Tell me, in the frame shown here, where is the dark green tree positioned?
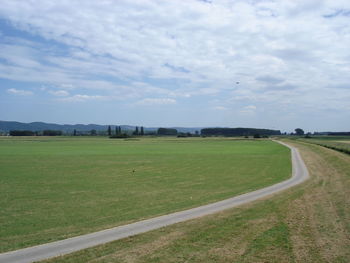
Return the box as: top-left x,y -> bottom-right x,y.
200,128 -> 281,137
73,129 -> 77,136
10,130 -> 35,136
43,130 -> 62,136
295,128 -> 304,136
140,126 -> 144,135
133,126 -> 139,135
157,128 -> 178,136
118,126 -> 122,134
107,126 -> 112,136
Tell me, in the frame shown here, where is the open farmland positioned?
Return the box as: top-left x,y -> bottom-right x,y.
0,137 -> 291,252
38,140 -> 350,263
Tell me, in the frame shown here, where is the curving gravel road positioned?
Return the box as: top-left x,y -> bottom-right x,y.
0,140 -> 309,263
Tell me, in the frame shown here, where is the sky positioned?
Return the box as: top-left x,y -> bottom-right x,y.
0,0 -> 350,132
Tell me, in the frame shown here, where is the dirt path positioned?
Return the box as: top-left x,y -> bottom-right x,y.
0,141 -> 309,263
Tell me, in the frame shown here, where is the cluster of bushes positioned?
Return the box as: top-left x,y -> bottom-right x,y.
9,130 -> 36,136
252,134 -> 270,138
109,133 -> 131,139
157,128 -> 177,136
177,132 -> 200,138
9,130 -> 63,136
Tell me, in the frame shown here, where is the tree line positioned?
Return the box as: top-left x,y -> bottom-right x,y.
200,128 -> 281,137
9,130 -> 63,136
11,127 -> 334,138
110,127 -> 182,138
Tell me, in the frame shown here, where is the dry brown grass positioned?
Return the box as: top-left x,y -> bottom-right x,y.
285,141 -> 350,262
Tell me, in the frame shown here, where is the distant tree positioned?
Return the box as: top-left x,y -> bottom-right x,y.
195,130 -> 199,135
200,128 -> 281,137
43,130 -> 62,136
146,131 -> 157,135
133,126 -> 139,135
140,126 -> 144,135
90,129 -> 97,136
295,128 -> 304,136
10,130 -> 35,136
107,126 -> 112,136
253,134 -> 261,138
73,129 -> 77,136
115,126 -> 118,135
157,128 -> 178,136
118,126 -> 122,134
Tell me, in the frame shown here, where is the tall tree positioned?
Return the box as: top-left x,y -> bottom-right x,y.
107,126 -> 112,136
115,126 -> 118,135
133,126 -> 139,135
140,126 -> 144,135
73,129 -> 77,136
118,126 -> 122,134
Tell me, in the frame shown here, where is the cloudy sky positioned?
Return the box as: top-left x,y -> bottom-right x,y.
0,0 -> 350,132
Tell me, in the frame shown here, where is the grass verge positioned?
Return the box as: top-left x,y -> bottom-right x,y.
299,137 -> 350,155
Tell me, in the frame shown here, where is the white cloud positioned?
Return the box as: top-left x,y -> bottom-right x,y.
59,84 -> 75,90
136,98 -> 176,106
239,105 -> 257,114
59,94 -> 105,102
49,90 -> 69,96
1,1 -> 350,95
7,88 -> 33,96
213,106 -> 227,111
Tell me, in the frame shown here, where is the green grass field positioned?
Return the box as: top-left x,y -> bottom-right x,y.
0,137 -> 291,252
39,140 -> 350,263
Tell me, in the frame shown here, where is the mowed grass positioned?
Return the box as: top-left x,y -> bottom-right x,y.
0,137 -> 291,252
300,137 -> 350,154
41,140 -> 350,263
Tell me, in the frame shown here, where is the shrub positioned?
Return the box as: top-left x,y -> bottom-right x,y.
110,133 -> 131,139
10,130 -> 35,136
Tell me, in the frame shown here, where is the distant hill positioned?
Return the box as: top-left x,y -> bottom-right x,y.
0,121 -> 202,134
0,121 -> 117,133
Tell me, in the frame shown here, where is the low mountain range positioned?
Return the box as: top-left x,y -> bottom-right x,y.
0,120 -> 202,134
